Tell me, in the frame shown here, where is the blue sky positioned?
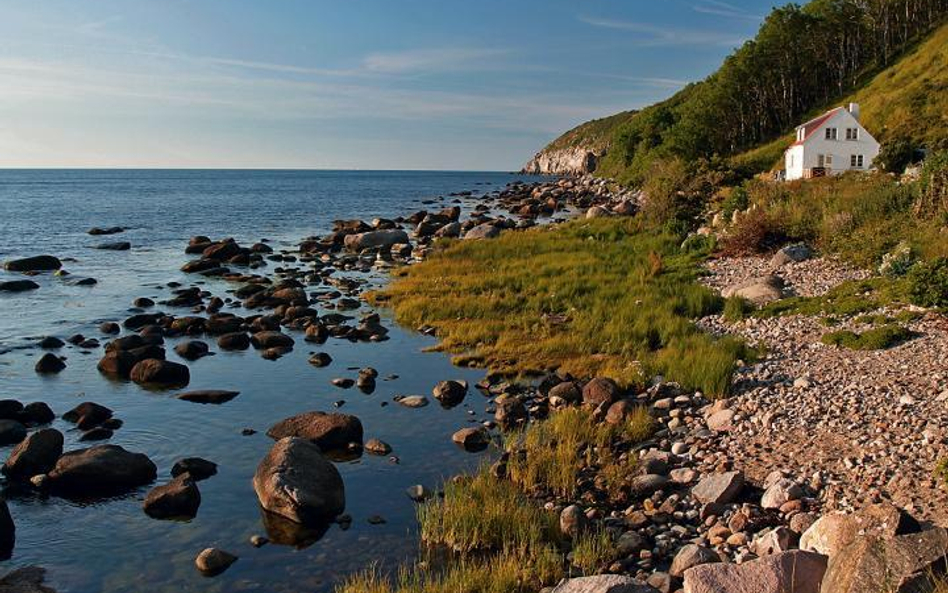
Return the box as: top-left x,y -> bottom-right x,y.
0,0 -> 775,169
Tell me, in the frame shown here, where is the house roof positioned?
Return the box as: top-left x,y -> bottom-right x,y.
791,107 -> 844,146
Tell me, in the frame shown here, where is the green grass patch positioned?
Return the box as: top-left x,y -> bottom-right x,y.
722,296 -> 755,322
370,218 -> 745,397
756,277 -> 911,319
821,324 -> 915,350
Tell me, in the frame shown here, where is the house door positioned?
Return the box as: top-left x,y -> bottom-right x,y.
817,154 -> 825,167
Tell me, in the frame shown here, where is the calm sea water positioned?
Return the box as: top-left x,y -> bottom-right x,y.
0,169 -> 543,592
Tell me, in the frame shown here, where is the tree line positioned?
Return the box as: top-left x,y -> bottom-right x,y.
607,0 -> 948,184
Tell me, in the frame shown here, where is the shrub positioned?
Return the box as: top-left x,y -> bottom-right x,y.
916,151 -> 948,219
908,257 -> 948,308
721,186 -> 749,220
719,210 -> 787,256
680,233 -> 716,255
876,137 -> 918,173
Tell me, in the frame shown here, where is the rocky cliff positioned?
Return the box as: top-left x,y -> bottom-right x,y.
521,147 -> 599,175
521,110 -> 637,176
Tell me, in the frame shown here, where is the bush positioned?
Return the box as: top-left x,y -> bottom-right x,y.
915,151 -> 948,219
680,233 -> 716,255
719,210 -> 787,256
721,186 -> 749,220
876,137 -> 918,173
908,257 -> 948,308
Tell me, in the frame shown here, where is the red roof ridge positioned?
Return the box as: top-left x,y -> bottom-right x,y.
791,106 -> 844,146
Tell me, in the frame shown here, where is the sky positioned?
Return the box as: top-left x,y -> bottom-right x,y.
0,0 -> 776,170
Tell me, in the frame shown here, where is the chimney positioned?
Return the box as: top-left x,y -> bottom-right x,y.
847,102 -> 860,120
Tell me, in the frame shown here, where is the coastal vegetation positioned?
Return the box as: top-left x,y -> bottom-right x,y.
369,218 -> 747,396
820,324 -> 916,349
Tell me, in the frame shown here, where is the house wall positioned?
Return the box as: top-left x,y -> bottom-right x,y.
785,109 -> 880,181
785,145 -> 805,180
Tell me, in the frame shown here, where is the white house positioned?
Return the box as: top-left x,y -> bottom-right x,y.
784,103 -> 880,181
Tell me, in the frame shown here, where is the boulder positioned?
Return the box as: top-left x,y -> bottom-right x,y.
0,498 -> 13,559
683,550 -> 827,593
691,471 -> 744,505
171,457 -> 218,481
560,504 -> 587,538
0,280 -> 39,292
3,256 -> 61,272
721,275 -> 785,305
62,402 -> 112,427
671,544 -> 721,577
343,230 -> 409,251
2,428 -> 64,479
194,548 -> 237,576
253,437 -> 345,524
494,398 -> 528,426
46,444 -> 157,496
549,381 -> 582,404
770,244 -> 813,267
88,226 -> 125,235
452,427 -> 489,451
586,206 -> 613,219
397,395 -> 429,408
130,359 -> 190,388
143,476 -> 201,519
551,575 -> 656,593
0,421 -> 26,446
176,390 -> 239,405
174,340 -> 211,361
19,402 -> 55,426
33,353 -> 66,375
800,503 -> 918,558
250,331 -> 294,350
760,478 -> 802,509
463,223 -> 501,240
432,380 -> 468,407
94,241 -> 131,251
217,332 -> 250,351
706,409 -> 736,432
583,377 -> 620,407
266,411 -> 363,451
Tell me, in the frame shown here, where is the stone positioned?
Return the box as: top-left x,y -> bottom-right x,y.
364,438 -> 391,455
253,437 -> 345,524
0,498 -> 13,559
820,527 -> 948,593
308,352 -> 332,367
706,409 -> 736,432
143,476 -> 201,519
463,223 -> 501,240
452,427 -> 489,451
19,402 -> 55,426
176,390 -> 240,405
343,229 -> 410,251
405,485 -> 432,502
94,241 -> 131,251
0,280 -> 40,292
45,444 -> 157,496
770,243 -> 813,267
251,331 -> 294,350
495,398 -> 527,426
194,548 -> 237,576
616,531 -> 646,556
130,359 -> 190,388
63,402 -> 113,426
551,575 -> 656,593
2,428 -> 64,479
174,340 -> 211,361
397,395 -> 429,408
691,471 -> 744,505
34,354 -> 65,374
586,206 -> 613,219
683,550 -> 827,593
171,457 -> 218,481
799,503 -> 916,558
670,544 -> 720,577
549,381 -> 582,404
0,421 -> 26,446
560,504 -> 587,538
217,332 -> 250,350
752,526 -> 794,556
605,399 -> 638,425
761,478 -> 802,509
583,377 -> 620,407
432,380 -> 468,407
266,411 -> 363,451
721,275 -> 785,305
629,474 -> 669,497
3,255 -> 62,272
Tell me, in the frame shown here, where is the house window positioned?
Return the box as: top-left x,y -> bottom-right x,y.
818,154 -> 826,167
825,127 -> 838,140
846,128 -> 859,140
850,154 -> 864,168
826,155 -> 834,167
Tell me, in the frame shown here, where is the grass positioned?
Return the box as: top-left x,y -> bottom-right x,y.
821,324 -> 915,350
540,110 -> 639,154
370,218 -> 747,397
570,529 -> 618,575
756,277 -> 911,319
722,296 -> 756,322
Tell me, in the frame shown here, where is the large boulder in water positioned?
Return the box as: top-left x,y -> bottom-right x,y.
253,437 -> 345,525
267,411 -> 363,451
130,359 -> 190,388
0,280 -> 39,293
143,475 -> 201,519
0,498 -> 14,559
343,230 -> 409,252
3,256 -> 61,272
46,444 -> 157,497
2,428 -> 64,479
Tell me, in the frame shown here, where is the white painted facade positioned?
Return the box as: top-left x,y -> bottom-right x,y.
784,103 -> 880,181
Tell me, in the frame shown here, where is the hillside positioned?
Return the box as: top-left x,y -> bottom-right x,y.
521,110 -> 637,175
531,0 -> 947,184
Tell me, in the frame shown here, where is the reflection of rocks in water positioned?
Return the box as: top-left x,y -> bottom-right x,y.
260,508 -> 330,549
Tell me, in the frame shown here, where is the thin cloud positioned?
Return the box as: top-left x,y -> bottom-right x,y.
361,47 -> 509,74
692,0 -> 764,21
579,15 -> 747,47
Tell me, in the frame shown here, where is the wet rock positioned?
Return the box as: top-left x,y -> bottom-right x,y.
38,337 -> 64,349
343,229 -> 410,251
670,544 -> 720,577
364,438 -> 391,455
0,421 -> 26,446
250,534 -> 268,547
250,331 -> 294,350
432,380 -> 468,407
34,354 -> 65,374
253,437 -> 345,524
171,457 -> 217,481
397,395 -> 429,408
583,377 -> 620,407
143,475 -> 201,519
3,255 -> 61,272
0,280 -> 39,292
2,428 -> 64,479
217,332 -> 250,351
94,241 -> 131,251
691,471 -> 744,505
19,402 -> 55,426
266,411 -> 363,451
195,547 -> 237,576
79,427 -> 113,442
683,550 -> 826,593
0,499 -> 13,560
331,378 -> 354,388
176,390 -> 239,405
46,444 -> 157,497
63,402 -> 112,426
308,352 -> 332,367
99,322 -> 120,335
406,484 -> 432,502
0,401 -> 24,420
452,427 -> 489,451
174,340 -> 211,361
130,359 -> 190,388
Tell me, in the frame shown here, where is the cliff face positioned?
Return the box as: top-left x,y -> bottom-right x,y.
521,147 -> 599,175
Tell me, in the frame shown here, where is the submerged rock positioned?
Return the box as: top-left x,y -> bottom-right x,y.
34,353 -> 66,375
195,548 -> 237,576
0,280 -> 40,292
176,390 -> 239,405
130,359 -> 190,388
3,255 -> 61,272
143,476 -> 201,520
171,457 -> 217,481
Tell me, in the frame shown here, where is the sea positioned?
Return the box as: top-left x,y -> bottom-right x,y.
0,169 -> 545,592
